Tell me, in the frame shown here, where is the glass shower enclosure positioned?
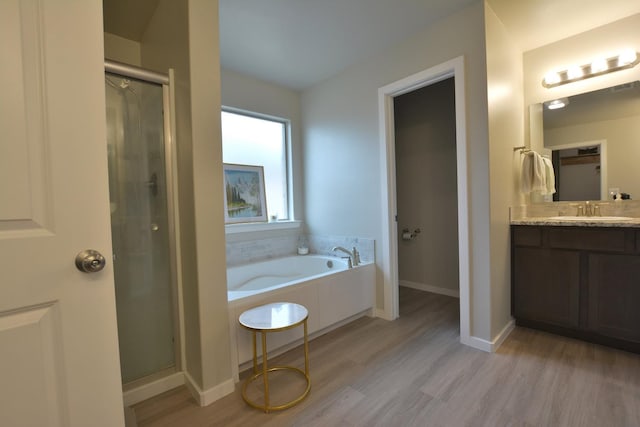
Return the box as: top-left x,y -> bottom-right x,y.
105,65 -> 178,386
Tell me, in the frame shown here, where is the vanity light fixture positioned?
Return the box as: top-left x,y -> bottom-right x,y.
542,50 -> 639,88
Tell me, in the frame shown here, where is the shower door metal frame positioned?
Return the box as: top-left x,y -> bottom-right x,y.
104,60 -> 183,388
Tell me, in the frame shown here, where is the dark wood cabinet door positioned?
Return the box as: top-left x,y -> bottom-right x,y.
513,247 -> 580,328
588,254 -> 640,343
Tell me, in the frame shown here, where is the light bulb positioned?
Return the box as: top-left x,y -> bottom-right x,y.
567,65 -> 583,80
590,57 -> 608,73
543,71 -> 561,86
618,50 -> 637,66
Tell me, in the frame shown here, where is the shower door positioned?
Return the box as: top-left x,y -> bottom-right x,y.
105,72 -> 176,385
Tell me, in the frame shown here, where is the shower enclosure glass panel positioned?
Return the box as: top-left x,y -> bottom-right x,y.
105,72 -> 175,384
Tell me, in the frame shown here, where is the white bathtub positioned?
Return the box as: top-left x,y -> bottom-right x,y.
227,255 -> 350,301
226,254 -> 375,376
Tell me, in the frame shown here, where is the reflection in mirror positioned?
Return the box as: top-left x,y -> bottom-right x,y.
547,141 -> 606,201
538,80 -> 640,201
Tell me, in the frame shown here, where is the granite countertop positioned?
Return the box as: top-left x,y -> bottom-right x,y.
511,217 -> 640,227
510,201 -> 640,227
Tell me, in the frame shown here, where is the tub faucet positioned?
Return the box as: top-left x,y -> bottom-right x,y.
340,256 -> 353,269
332,246 -> 359,267
352,247 -> 361,266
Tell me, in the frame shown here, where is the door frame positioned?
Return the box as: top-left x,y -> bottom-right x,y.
378,56 -> 471,345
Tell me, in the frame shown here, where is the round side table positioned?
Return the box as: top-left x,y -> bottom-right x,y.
238,302 -> 311,413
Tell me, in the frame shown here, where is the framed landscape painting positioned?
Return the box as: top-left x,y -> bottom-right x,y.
223,163 -> 268,223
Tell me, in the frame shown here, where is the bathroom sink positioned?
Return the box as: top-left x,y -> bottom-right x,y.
547,216 -> 634,221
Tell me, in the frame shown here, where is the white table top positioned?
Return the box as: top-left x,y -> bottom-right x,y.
239,302 -> 308,331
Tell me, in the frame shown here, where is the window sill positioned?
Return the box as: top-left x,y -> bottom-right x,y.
225,220 -> 301,234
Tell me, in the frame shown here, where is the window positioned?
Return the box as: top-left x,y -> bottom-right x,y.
221,110 -> 289,221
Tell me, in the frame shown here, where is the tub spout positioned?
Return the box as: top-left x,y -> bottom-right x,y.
332,246 -> 358,267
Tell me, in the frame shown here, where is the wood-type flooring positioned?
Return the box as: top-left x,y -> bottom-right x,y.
133,287 -> 640,427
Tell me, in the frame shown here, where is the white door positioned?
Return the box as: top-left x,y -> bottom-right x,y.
0,1 -> 124,426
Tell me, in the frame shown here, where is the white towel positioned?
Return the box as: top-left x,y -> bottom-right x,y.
542,157 -> 556,195
521,151 -> 547,194
520,153 -> 533,193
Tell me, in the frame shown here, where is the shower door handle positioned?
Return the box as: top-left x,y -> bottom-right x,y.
75,249 -> 107,273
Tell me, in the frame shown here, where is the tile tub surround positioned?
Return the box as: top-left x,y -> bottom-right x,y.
226,233 -> 298,266
225,231 -> 375,266
308,235 -> 375,263
511,200 -> 640,227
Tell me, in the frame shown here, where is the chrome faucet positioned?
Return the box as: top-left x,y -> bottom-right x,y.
332,246 -> 359,267
577,201 -> 600,217
585,201 -> 593,216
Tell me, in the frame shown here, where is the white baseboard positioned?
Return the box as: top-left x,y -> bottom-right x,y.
184,371 -> 236,407
400,280 -> 460,298
492,319 -> 516,351
462,335 -> 493,352
123,372 -> 185,406
374,307 -> 393,320
461,319 -> 515,353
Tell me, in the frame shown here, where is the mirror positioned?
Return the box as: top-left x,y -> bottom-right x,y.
548,141 -> 605,201
534,80 -> 640,201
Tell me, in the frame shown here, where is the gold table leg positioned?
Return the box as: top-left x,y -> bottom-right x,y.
241,318 -> 311,412
304,319 -> 309,376
261,331 -> 270,412
251,331 -> 257,374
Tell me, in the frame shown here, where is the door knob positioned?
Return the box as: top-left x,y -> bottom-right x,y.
75,249 -> 106,273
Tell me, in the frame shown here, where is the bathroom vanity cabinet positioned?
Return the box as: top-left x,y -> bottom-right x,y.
511,225 -> 640,353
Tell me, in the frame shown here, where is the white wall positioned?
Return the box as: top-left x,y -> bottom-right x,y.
484,3 -> 524,338
301,1 -> 497,341
220,69 -> 304,221
524,14 -> 640,113
104,32 -> 141,66
140,0 -> 233,402
140,0 -> 204,388
394,79 -> 460,295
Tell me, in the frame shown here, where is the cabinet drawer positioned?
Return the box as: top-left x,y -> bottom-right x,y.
512,226 -> 542,247
549,228 -> 626,252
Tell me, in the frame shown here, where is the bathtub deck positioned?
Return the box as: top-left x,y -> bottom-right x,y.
132,287 -> 640,427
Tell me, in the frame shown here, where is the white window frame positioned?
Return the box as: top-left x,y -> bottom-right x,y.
221,107 -> 298,233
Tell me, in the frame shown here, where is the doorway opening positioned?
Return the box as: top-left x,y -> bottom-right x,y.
378,56 -> 471,346
104,61 -> 183,405
393,78 -> 460,319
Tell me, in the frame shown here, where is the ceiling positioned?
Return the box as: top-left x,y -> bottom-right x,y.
103,0 -> 640,90
219,0 -> 477,89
